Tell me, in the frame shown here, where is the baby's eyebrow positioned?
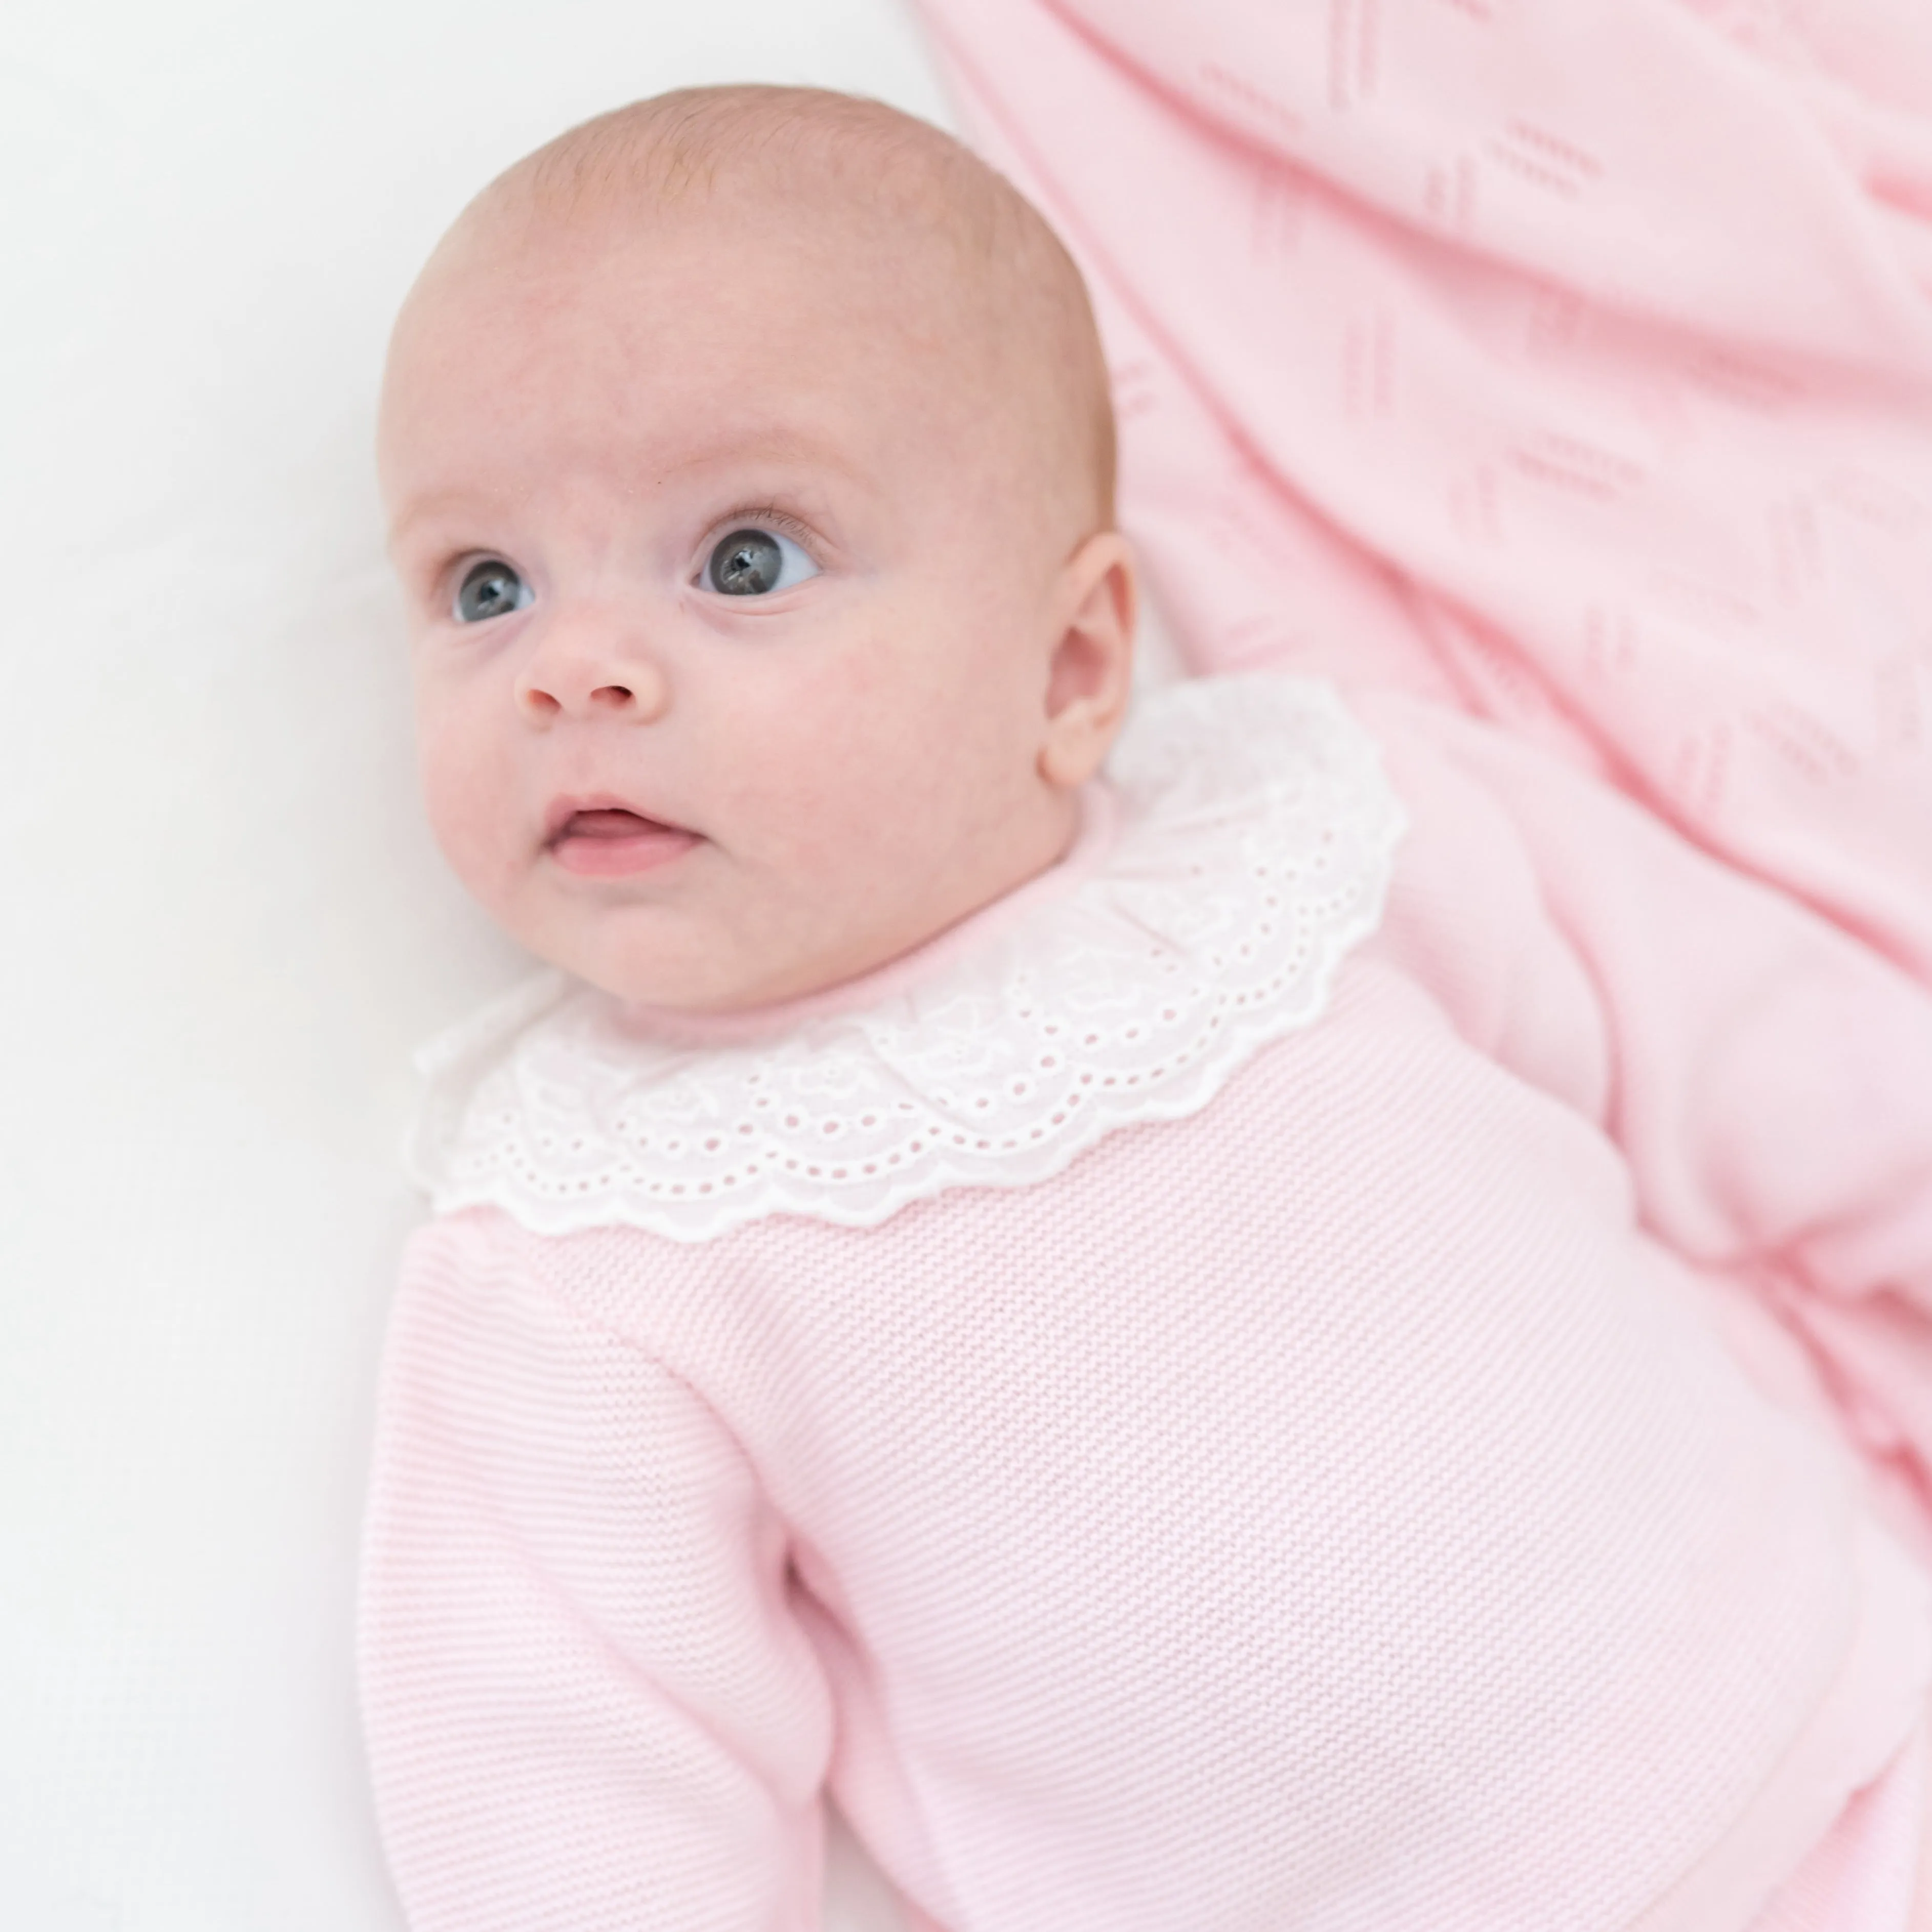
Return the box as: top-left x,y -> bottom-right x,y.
386,433 -> 870,553
385,493 -> 492,559
651,428 -> 872,494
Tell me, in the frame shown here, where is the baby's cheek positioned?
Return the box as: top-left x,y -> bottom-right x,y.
711,663 -> 898,831
775,725 -> 950,875
706,619 -> 1028,895
417,717 -> 523,911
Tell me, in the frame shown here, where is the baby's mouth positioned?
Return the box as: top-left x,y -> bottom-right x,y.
547,805 -> 701,880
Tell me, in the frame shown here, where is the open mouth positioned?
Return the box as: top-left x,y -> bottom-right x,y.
546,804 -> 701,879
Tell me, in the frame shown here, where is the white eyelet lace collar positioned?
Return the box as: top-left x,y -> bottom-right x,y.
409,674 -> 1406,1242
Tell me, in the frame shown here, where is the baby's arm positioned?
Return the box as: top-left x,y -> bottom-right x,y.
360,1214 -> 834,1931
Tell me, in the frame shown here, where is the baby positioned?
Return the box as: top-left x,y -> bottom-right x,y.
363,87 -> 1932,1930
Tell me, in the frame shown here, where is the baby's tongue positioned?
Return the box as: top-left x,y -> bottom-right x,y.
550,806 -> 698,880
572,809 -> 654,836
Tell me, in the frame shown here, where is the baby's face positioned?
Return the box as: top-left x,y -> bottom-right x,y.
381,188 -> 1130,1011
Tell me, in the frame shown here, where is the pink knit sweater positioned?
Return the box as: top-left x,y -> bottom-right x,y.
362,678 -> 1932,1931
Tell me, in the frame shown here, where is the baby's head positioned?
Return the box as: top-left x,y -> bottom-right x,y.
381,86 -> 1134,1012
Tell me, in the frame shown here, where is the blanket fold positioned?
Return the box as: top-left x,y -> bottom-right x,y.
916,0 -> 1932,974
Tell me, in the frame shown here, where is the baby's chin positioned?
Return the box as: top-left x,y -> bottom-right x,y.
529,888 -> 1007,1023
545,941 -> 789,1017
526,908 -> 896,1019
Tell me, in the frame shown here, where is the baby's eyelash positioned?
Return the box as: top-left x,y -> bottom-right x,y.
708,505 -> 824,561
432,550 -> 512,600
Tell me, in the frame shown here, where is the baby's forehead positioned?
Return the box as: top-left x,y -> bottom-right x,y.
394,88 -> 1115,528
486,117 -> 1026,362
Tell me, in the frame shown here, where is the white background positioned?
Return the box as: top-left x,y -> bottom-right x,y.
1,3 -> 947,1923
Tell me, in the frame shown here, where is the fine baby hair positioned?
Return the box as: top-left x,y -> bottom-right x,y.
362,20 -> 1932,1930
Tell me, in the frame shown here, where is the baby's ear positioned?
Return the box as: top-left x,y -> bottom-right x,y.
1040,530 -> 1138,790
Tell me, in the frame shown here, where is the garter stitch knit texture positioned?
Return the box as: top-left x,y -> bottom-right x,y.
362,678 -> 1932,1932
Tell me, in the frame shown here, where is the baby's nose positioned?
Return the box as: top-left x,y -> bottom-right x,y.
515,619 -> 669,723
519,679 -> 641,720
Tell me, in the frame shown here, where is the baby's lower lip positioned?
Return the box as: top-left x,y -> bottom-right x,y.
548,809 -> 701,879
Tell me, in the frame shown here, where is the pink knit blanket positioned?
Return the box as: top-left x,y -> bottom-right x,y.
915,0 -> 1932,957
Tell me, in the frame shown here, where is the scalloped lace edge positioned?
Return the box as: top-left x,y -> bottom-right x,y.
409,674 -> 1406,1242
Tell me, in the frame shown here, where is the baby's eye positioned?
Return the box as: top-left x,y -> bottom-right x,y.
705,528 -> 818,597
452,558 -> 532,624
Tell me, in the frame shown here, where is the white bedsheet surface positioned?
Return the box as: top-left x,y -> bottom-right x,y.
1,4 -> 944,1924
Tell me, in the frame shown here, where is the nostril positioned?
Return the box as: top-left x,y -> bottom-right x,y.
590,684 -> 634,709
521,687 -> 562,718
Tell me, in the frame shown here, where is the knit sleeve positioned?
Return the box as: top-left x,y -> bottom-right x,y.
358,1214 -> 835,1932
